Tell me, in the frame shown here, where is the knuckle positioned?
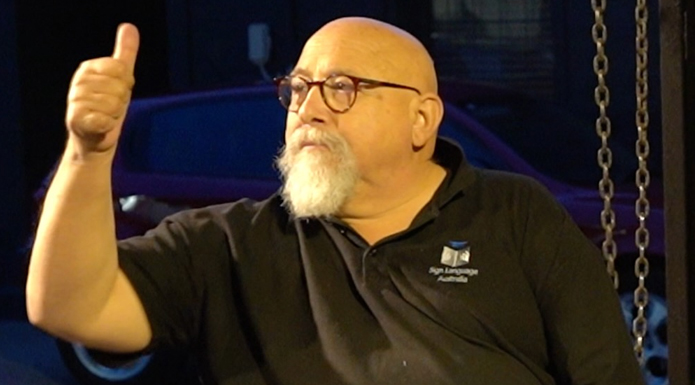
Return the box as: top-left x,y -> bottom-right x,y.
110,60 -> 133,81
76,57 -> 129,79
77,58 -> 109,75
76,60 -> 93,73
82,113 -> 111,132
105,96 -> 125,117
67,106 -> 112,133
119,87 -> 133,103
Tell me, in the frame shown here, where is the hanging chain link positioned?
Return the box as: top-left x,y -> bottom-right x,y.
592,0 -> 619,289
632,0 -> 651,364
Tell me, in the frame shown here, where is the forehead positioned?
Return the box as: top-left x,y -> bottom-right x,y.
293,35 -> 389,79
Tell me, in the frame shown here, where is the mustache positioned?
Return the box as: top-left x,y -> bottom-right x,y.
285,126 -> 344,154
276,125 -> 354,179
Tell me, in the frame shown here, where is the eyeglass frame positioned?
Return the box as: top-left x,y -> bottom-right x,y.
273,73 -> 422,114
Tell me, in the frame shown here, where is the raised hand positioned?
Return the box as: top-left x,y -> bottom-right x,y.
65,23 -> 140,155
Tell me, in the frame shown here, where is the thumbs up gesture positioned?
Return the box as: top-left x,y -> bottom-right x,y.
65,23 -> 140,155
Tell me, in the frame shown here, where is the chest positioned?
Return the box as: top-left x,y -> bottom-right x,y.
232,213 -> 546,362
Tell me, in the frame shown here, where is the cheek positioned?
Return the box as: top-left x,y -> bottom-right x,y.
338,131 -> 383,173
339,113 -> 410,163
284,114 -> 299,142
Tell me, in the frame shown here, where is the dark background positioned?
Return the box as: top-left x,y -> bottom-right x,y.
0,0 -> 662,291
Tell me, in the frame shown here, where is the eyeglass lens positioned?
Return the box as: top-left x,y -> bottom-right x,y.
278,75 -> 357,113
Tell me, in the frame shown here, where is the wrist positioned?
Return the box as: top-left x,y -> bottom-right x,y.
64,135 -> 118,166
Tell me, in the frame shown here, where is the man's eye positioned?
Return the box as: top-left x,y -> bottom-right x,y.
290,82 -> 307,93
328,79 -> 354,92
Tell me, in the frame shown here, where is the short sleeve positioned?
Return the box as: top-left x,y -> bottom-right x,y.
117,213 -> 205,351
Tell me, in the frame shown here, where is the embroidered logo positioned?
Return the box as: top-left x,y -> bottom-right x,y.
440,240 -> 470,267
429,240 -> 479,284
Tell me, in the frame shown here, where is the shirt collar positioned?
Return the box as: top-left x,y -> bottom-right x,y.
403,137 -> 475,229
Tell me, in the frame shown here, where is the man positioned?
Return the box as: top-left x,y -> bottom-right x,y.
26,17 -> 644,385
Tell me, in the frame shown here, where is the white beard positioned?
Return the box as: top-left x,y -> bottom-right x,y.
276,126 -> 358,218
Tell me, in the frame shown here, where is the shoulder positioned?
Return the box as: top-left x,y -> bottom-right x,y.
163,193 -> 288,234
120,193 -> 288,249
472,168 -> 561,212
467,168 -> 581,254
477,168 -> 548,191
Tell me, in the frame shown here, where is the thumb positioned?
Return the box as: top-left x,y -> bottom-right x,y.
112,23 -> 140,71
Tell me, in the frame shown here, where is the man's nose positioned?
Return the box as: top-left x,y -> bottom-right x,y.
296,86 -> 328,123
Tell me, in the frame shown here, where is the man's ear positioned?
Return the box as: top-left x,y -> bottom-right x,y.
411,93 -> 444,148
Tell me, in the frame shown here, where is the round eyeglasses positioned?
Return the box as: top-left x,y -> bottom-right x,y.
273,74 -> 421,114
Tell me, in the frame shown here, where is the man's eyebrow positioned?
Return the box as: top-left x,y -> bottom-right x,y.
289,68 -> 310,77
289,68 -> 355,78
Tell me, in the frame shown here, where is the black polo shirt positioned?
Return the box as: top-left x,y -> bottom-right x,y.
118,139 -> 643,385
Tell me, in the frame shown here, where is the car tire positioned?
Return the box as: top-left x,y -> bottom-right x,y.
55,339 -> 194,385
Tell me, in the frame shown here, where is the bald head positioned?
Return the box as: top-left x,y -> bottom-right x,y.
300,17 -> 438,93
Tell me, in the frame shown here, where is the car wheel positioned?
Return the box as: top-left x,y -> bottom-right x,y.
55,339 -> 194,385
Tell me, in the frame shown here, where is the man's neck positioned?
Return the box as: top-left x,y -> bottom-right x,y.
337,161 -> 447,245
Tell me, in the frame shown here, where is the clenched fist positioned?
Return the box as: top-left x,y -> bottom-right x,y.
65,23 -> 139,155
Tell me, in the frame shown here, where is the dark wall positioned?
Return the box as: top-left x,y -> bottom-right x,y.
16,1 -> 170,196
166,0 -> 433,91
0,0 -> 28,286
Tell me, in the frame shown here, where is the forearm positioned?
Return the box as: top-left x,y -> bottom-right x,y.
26,139 -> 120,335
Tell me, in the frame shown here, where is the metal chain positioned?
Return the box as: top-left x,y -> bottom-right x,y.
632,0 -> 651,364
592,0 -> 619,289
